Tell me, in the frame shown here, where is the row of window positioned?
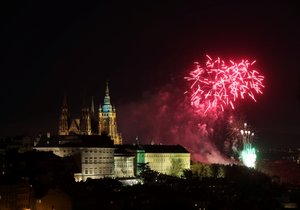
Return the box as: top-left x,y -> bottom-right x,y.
84,161 -> 114,164
53,149 -> 76,153
84,157 -> 113,163
84,149 -> 113,153
56,149 -> 118,154
84,157 -> 113,159
101,113 -> 112,117
115,163 -> 133,167
84,167 -> 113,175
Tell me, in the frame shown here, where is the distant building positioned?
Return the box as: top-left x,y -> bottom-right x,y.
58,82 -> 122,145
0,136 -> 34,154
35,134 -> 115,182
116,144 -> 190,177
35,134 -> 190,180
35,83 -> 191,181
114,147 -> 135,178
0,181 -> 34,210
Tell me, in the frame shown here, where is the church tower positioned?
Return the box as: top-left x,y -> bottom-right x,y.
80,98 -> 92,135
90,96 -> 98,134
98,82 -> 122,144
58,95 -> 70,135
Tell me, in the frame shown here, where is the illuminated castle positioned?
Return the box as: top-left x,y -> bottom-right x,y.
34,83 -> 190,182
58,83 -> 122,145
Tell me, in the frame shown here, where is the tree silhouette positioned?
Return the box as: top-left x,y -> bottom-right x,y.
169,158 -> 183,177
137,162 -> 159,184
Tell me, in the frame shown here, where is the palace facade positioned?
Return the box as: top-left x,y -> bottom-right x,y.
34,83 -> 190,181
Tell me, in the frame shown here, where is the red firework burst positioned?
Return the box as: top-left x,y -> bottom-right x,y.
185,55 -> 265,113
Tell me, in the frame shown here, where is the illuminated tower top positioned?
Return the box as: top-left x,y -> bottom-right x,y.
91,96 -> 95,118
98,82 -> 122,144
102,82 -> 113,113
58,94 -> 70,135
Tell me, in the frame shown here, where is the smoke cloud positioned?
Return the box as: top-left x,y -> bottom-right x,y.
118,83 -> 232,164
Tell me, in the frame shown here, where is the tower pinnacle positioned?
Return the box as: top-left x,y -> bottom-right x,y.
91,96 -> 95,117
105,81 -> 109,97
58,94 -> 70,135
98,82 -> 122,144
102,82 -> 112,112
63,93 -> 67,108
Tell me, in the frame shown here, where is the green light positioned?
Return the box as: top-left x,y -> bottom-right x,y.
240,143 -> 256,168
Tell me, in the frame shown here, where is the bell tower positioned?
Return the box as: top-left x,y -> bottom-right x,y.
98,82 -> 122,144
58,95 -> 70,135
80,98 -> 92,135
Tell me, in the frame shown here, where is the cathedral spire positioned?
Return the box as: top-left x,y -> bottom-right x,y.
90,96 -> 95,119
104,81 -> 111,106
58,94 -> 70,135
91,96 -> 95,114
102,81 -> 112,112
98,82 -> 122,144
80,95 -> 91,135
63,93 -> 68,108
105,81 -> 109,96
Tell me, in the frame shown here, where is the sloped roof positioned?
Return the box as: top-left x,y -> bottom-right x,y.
116,144 -> 190,154
35,134 -> 114,148
68,119 -> 80,133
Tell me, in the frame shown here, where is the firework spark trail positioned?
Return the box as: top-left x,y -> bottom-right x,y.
241,144 -> 257,168
119,84 -> 232,164
185,55 -> 264,114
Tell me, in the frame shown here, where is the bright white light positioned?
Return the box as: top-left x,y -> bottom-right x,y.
241,146 -> 256,168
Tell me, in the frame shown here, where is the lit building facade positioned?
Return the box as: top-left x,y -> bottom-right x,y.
58,83 -> 122,144
75,147 -> 115,182
34,135 -> 116,182
144,153 -> 190,176
36,83 -> 190,181
114,148 -> 135,178
98,83 -> 122,144
116,144 -> 191,177
35,135 -> 191,180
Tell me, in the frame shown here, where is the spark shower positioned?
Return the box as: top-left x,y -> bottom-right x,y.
185,55 -> 264,114
184,55 -> 265,167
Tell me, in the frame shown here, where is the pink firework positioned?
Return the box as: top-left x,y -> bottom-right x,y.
185,55 -> 265,113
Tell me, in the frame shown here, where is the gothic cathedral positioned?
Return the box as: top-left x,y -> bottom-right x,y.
58,83 -> 122,145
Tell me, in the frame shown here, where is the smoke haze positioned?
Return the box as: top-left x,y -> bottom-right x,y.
118,83 -> 232,164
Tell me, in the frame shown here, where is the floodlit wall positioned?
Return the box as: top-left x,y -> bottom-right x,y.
79,148 -> 115,181
145,153 -> 190,176
114,156 -> 135,178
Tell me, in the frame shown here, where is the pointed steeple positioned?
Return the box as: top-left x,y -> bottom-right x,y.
104,81 -> 111,105
90,96 -> 98,134
102,81 -> 112,112
105,81 -> 109,95
91,96 -> 95,116
80,95 -> 91,135
58,93 -> 70,135
98,82 -> 122,144
90,96 -> 96,124
63,93 -> 68,108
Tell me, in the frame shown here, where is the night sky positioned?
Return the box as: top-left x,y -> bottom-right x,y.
1,1 -> 300,149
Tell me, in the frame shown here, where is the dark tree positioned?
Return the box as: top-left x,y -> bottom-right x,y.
137,162 -> 159,184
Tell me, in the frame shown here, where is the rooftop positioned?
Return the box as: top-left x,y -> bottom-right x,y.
35,134 -> 114,148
